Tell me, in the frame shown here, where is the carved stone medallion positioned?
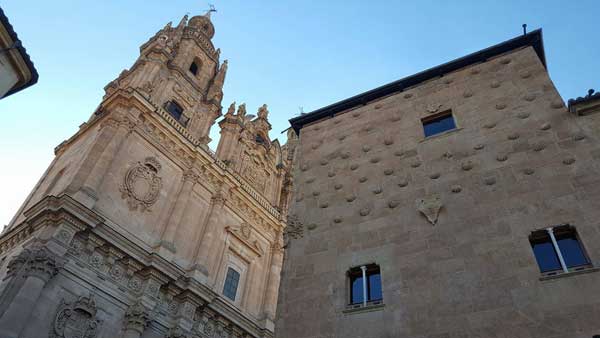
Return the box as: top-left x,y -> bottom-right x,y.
416,195 -> 442,225
51,295 -> 101,338
120,157 -> 162,212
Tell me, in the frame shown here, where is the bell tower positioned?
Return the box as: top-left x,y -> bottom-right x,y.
1,11 -> 289,338
103,12 -> 226,144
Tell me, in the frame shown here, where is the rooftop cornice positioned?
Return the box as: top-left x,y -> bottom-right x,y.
289,29 -> 546,134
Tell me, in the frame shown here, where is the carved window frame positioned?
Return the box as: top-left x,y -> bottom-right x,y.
217,249 -> 248,307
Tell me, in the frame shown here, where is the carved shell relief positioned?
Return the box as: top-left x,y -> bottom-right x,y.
120,157 -> 163,212
50,295 -> 101,338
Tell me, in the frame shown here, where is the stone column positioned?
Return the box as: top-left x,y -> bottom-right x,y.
159,170 -> 198,253
121,300 -> 150,338
262,240 -> 283,322
0,246 -> 62,338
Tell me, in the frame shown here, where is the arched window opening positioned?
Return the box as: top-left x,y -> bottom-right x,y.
189,58 -> 201,76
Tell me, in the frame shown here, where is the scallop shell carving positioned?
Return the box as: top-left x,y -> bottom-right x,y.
374,104 -> 382,110
306,177 -> 315,183
551,100 -> 564,109
300,164 -> 309,172
451,185 -> 462,193
461,161 -> 474,171
483,122 -> 497,129
563,157 -> 576,165
444,78 -> 454,84
388,200 -> 399,209
319,202 -> 329,209
359,177 -> 368,183
312,191 -> 320,196
320,159 -> 329,166
517,112 -> 530,119
490,80 -> 501,88
500,58 -> 511,65
372,187 -> 383,195
384,138 -> 394,145
572,132 -> 586,141
471,68 -> 481,75
532,143 -> 545,152
334,183 -> 343,190
390,114 -> 402,122
463,90 -> 474,98
429,173 -> 441,180
370,157 -> 381,164
307,223 -> 318,230
540,123 -> 551,131
523,168 -> 535,175
416,195 -> 442,225
328,171 -> 336,177
362,145 -> 371,153
496,154 -> 508,162
350,164 -> 359,170
508,133 -> 520,140
411,161 -> 422,168
359,207 -> 371,216
474,144 -> 485,150
346,195 -> 356,202
333,217 -> 342,224
403,93 -> 413,99
398,179 -> 409,187
341,151 -> 351,159
519,70 -> 532,79
523,93 -> 536,102
495,103 -> 507,110
484,177 -> 496,186
352,112 -> 361,118
384,168 -> 394,176
338,135 -> 347,141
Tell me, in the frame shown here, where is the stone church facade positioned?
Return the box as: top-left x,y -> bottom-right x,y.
277,30 -> 600,337
0,12 -> 293,338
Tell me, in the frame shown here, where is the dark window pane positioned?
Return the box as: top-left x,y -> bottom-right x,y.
189,62 -> 199,75
368,273 -> 382,301
532,241 -> 562,272
350,275 -> 363,304
556,233 -> 589,268
165,101 -> 184,121
223,268 -> 240,301
423,114 -> 456,137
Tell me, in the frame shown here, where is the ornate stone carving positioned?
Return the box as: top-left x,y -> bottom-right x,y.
120,157 -> 163,212
416,195 -> 442,225
50,295 -> 101,338
283,215 -> 304,246
124,300 -> 150,335
15,246 -> 63,281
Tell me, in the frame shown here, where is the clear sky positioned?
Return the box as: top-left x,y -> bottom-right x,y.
0,0 -> 598,225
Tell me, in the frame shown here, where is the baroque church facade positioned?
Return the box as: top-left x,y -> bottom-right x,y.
0,12 -> 294,338
277,30 -> 600,337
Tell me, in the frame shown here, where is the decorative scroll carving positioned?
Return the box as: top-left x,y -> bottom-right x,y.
51,295 -> 101,338
416,195 -> 442,225
283,214 -> 304,247
124,300 -> 150,334
11,246 -> 63,281
120,157 -> 163,212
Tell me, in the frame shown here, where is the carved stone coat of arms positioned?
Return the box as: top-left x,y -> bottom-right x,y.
50,295 -> 101,338
120,157 -> 163,212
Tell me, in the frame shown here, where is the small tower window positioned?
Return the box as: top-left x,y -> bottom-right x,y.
223,267 -> 241,301
189,61 -> 199,76
164,100 -> 188,127
422,110 -> 456,137
348,264 -> 382,307
529,225 -> 592,276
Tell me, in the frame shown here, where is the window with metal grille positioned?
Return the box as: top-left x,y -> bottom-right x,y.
529,225 -> 591,275
223,267 -> 240,301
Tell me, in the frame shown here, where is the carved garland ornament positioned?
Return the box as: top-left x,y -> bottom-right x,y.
120,157 -> 163,212
50,295 -> 101,338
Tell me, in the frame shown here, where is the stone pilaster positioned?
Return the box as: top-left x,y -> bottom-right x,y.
158,169 -> 199,255
0,246 -> 63,338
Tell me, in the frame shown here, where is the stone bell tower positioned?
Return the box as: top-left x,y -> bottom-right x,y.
0,11 -> 289,338
103,12 -> 227,145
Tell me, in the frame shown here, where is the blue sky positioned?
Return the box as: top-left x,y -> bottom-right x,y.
0,0 -> 598,224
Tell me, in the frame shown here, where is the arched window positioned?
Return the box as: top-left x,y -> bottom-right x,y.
189,58 -> 201,76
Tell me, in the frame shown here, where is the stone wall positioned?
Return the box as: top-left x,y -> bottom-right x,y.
276,46 -> 600,338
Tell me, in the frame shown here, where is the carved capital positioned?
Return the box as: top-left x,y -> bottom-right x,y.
124,300 -> 150,334
166,326 -> 189,338
182,170 -> 200,184
14,246 -> 64,282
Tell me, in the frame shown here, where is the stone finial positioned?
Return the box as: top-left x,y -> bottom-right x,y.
257,104 -> 269,119
207,60 -> 228,104
237,103 -> 247,117
416,195 -> 442,225
225,102 -> 236,116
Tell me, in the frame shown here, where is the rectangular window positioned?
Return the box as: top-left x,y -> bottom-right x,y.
164,100 -> 188,127
422,110 -> 456,137
223,267 -> 240,301
530,225 -> 591,275
348,264 -> 382,305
